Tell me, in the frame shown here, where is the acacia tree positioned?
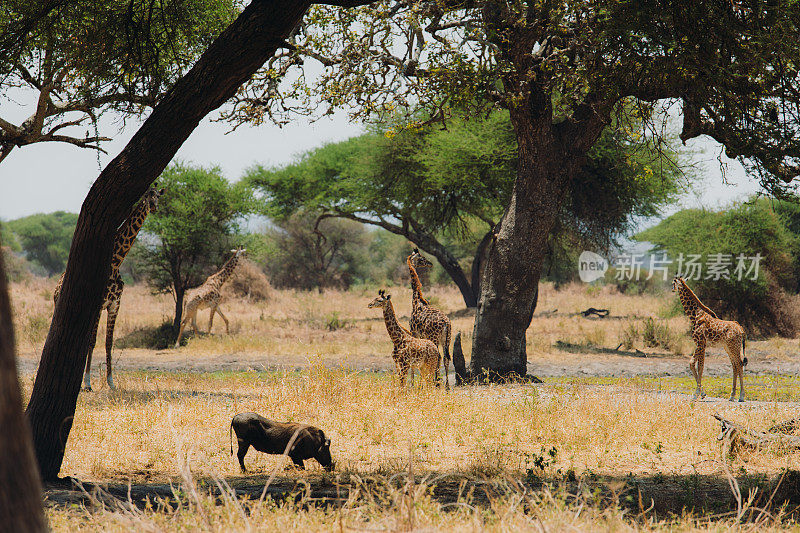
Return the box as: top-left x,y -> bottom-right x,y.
247,111 -> 684,307
233,0 -> 800,378
24,0 -> 374,482
0,0 -> 237,163
133,163 -> 254,328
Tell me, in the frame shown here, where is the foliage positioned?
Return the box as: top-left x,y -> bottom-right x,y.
637,201 -> 800,336
4,211 -> 78,275
261,211 -> 370,291
234,1 -> 800,192
0,247 -> 31,283
0,0 -> 238,162
132,162 -> 255,326
224,259 -> 271,302
247,111 -> 685,303
0,223 -> 20,252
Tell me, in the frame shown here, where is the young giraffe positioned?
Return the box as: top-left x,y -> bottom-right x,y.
672,276 -> 747,402
54,186 -> 165,391
368,290 -> 440,388
174,248 -> 246,347
407,249 -> 452,389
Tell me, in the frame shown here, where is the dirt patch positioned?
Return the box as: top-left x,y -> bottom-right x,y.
16,345 -> 800,379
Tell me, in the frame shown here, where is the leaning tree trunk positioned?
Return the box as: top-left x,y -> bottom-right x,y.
469,114 -> 570,380
0,248 -> 47,531
25,0 -> 312,481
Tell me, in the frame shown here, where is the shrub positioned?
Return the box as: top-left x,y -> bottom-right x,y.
2,247 -> 32,283
225,259 -> 271,301
117,320 -> 183,349
637,201 -> 800,337
641,317 -> 675,351
620,321 -> 639,349
324,311 -> 351,331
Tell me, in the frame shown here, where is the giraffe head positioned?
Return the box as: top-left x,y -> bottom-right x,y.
231,247 -> 247,259
671,276 -> 684,292
143,186 -> 166,213
368,289 -> 391,309
409,248 -> 433,270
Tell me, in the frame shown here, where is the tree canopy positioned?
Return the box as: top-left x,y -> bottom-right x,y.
234,1 -> 800,191
247,110 -> 685,306
233,0 -> 800,377
637,200 -> 800,336
4,211 -> 78,275
0,0 -> 237,163
133,162 -> 255,328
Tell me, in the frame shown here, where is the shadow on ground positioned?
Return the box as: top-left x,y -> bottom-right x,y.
44,469 -> 800,520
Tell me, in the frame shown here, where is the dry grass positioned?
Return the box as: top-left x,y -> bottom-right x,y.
10,279 -> 800,529
28,370 -> 800,531
11,278 -> 798,363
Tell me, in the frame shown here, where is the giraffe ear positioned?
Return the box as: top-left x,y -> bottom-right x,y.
386,294 -> 391,299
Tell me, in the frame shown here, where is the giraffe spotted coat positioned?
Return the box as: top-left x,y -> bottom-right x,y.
368,290 -> 440,388
53,186 -> 164,391
672,277 -> 747,402
174,248 -> 246,347
407,249 -> 452,390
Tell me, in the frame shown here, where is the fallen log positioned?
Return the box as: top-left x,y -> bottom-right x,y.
714,414 -> 800,455
581,307 -> 609,318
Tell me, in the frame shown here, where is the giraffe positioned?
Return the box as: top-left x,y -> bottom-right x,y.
174,247 -> 246,348
407,248 -> 452,390
672,276 -> 747,402
54,186 -> 165,391
368,290 -> 440,388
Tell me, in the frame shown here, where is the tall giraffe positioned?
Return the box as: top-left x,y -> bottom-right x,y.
672,276 -> 747,402
174,247 -> 246,347
407,248 -> 452,390
54,186 -> 165,391
368,290 -> 440,388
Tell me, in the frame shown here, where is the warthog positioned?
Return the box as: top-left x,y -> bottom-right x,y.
229,412 -> 333,472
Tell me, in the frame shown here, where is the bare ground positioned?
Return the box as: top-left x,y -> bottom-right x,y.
15,343 -> 800,379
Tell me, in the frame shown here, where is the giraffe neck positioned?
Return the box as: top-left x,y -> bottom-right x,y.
678,281 -> 718,321
677,286 -> 699,322
382,300 -> 407,347
109,199 -> 151,273
210,254 -> 240,287
407,257 -> 429,309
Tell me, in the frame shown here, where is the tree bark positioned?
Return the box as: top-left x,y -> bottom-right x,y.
0,248 -> 47,532
469,111 -> 571,379
25,0 -> 312,481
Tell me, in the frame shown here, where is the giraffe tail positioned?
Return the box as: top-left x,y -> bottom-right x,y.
742,335 -> 748,367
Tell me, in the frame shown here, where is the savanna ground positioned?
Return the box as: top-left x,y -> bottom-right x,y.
11,279 -> 800,530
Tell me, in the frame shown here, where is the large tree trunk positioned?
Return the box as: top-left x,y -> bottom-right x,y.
25,0 -> 312,481
0,248 -> 47,531
469,115 -> 569,379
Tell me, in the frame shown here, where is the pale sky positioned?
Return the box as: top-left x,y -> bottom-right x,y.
0,87 -> 762,225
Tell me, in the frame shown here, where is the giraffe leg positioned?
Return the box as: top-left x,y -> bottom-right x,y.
726,341 -> 745,402
688,352 -> 700,394
208,305 -> 216,333
83,311 -> 102,392
175,317 -> 188,348
690,343 -> 705,399
105,296 -> 121,390
442,324 -> 451,391
214,307 -> 230,334
696,349 -> 707,399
